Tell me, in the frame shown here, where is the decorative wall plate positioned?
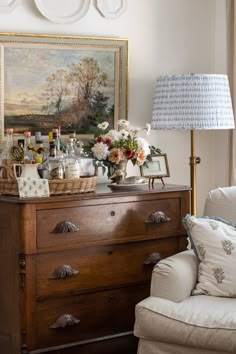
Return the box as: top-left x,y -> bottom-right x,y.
0,0 -> 21,13
95,0 -> 127,19
34,0 -> 91,24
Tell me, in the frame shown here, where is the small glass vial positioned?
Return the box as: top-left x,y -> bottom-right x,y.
2,128 -> 14,159
69,132 -> 82,157
1,129 -> 14,178
35,131 -> 42,144
24,131 -> 33,162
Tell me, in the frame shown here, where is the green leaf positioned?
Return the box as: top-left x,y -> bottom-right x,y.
149,145 -> 162,155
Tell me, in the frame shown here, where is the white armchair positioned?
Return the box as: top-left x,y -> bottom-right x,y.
134,187 -> 236,354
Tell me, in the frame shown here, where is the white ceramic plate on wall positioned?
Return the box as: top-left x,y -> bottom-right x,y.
95,0 -> 127,19
34,0 -> 91,24
0,0 -> 21,13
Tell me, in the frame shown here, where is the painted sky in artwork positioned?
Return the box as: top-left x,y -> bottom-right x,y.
4,46 -> 115,116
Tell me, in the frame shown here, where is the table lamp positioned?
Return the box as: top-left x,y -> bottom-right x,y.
151,74 -> 235,215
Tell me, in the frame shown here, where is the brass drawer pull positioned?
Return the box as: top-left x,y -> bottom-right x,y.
144,252 -> 161,265
108,295 -> 116,302
50,314 -> 80,329
19,254 -> 26,288
51,221 -> 79,233
49,265 -> 79,279
145,211 -> 171,224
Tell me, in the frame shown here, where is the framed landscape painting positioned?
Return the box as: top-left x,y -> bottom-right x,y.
0,32 -> 128,142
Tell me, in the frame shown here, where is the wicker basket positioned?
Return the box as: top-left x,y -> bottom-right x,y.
0,176 -> 97,196
0,179 -> 19,196
49,176 -> 97,195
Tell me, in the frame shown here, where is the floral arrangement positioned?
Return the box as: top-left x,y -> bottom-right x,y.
88,119 -> 161,177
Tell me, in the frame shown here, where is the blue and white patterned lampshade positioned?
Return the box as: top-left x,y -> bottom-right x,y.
151,74 -> 235,130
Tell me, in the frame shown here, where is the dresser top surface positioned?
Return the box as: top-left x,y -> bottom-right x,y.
0,183 -> 190,204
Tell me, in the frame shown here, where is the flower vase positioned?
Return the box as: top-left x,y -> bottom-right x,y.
108,159 -> 128,184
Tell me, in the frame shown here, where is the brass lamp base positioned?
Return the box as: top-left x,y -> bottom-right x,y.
190,130 -> 201,216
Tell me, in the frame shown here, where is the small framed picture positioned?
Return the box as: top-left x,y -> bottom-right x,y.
141,154 -> 170,185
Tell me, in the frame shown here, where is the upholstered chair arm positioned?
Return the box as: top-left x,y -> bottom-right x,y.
150,249 -> 199,303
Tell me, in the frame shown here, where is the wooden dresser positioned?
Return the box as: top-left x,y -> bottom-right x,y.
0,183 -> 190,354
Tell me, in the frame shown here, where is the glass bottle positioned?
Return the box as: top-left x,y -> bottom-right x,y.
52,128 -> 60,153
23,131 -> 33,162
43,131 -> 53,161
35,131 -> 42,144
64,138 -> 80,179
46,140 -> 64,180
49,140 -> 56,158
48,131 -> 53,143
1,128 -> 14,166
32,131 -> 43,164
69,131 -> 76,145
69,132 -> 82,157
34,140 -> 44,165
57,125 -> 66,152
17,139 -> 24,150
52,127 -> 65,157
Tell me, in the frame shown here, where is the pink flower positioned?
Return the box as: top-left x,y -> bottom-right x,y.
108,148 -> 125,164
135,149 -> 146,166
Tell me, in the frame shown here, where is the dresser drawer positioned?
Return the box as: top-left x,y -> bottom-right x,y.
36,197 -> 182,249
34,285 -> 149,349
35,237 -> 180,299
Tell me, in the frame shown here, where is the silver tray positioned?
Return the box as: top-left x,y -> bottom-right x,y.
107,180 -> 148,191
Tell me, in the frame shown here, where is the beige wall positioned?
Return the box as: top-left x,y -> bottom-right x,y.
0,0 -> 229,214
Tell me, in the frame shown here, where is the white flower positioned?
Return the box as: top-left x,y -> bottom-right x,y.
146,123 -> 151,135
91,142 -> 110,160
118,119 -> 129,128
91,120 -> 159,167
104,129 -> 120,142
98,121 -> 109,130
136,137 -> 150,156
129,127 -> 141,138
119,129 -> 129,140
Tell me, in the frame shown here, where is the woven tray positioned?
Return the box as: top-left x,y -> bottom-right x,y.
0,176 -> 97,196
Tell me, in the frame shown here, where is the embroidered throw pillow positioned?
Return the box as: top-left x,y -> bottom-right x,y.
182,214 -> 236,297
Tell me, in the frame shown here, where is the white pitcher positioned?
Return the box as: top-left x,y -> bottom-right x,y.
13,163 -> 40,179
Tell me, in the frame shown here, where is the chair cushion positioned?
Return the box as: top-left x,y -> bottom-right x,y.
137,339 -> 231,354
134,295 -> 236,353
183,214 -> 236,297
151,250 -> 198,302
203,186 -> 236,223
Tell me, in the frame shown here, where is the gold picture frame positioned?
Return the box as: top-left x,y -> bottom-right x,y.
0,32 -> 128,142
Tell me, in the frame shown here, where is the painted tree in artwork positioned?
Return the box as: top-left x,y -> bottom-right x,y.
68,57 -> 108,119
42,69 -> 70,115
40,56 -> 111,132
89,90 -> 110,124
